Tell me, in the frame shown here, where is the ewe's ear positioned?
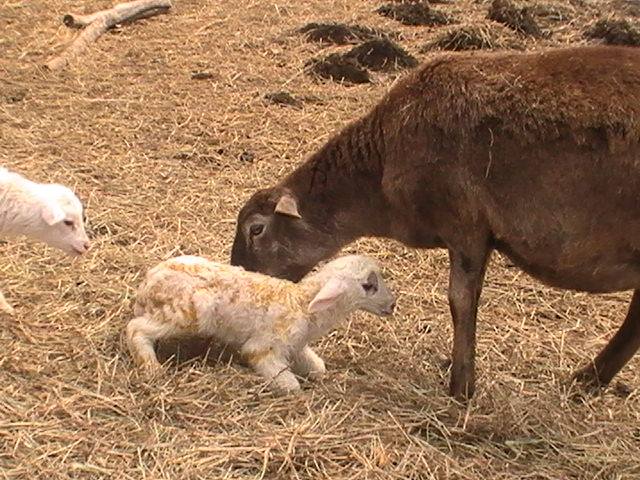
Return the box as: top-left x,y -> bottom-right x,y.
308,278 -> 348,314
274,193 -> 301,219
41,202 -> 65,226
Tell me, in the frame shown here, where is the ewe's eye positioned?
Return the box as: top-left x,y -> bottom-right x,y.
63,219 -> 75,227
249,223 -> 265,237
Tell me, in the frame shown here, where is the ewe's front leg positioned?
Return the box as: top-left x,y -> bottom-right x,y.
291,346 -> 326,381
447,246 -> 490,401
0,290 -> 14,315
242,344 -> 300,394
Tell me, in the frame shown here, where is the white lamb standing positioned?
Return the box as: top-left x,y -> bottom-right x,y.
0,167 -> 91,314
127,254 -> 396,393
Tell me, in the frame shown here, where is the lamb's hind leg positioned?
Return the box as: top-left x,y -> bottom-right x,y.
291,345 -> 326,381
126,316 -> 167,370
574,289 -> 640,391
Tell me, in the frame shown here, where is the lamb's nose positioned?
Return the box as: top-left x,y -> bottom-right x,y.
386,301 -> 396,314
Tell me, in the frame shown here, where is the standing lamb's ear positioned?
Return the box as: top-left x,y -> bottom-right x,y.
41,201 -> 66,226
274,193 -> 301,219
308,278 -> 349,313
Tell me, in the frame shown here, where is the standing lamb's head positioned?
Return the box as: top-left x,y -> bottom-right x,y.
306,255 -> 396,317
231,188 -> 341,282
32,183 -> 90,256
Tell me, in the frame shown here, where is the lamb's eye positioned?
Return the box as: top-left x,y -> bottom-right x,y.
249,223 -> 264,237
64,219 -> 74,227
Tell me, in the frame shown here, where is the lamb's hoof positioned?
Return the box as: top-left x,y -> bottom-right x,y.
271,382 -> 302,396
306,371 -> 326,382
135,361 -> 164,378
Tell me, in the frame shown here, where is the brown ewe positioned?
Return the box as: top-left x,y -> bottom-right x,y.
231,46 -> 640,401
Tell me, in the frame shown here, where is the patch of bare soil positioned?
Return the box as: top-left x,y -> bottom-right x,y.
298,22 -> 394,44
377,1 -> 453,26
306,54 -> 372,84
530,2 -> 575,23
609,0 -> 640,16
585,17 -> 640,45
425,23 -> 523,51
488,0 -> 544,37
343,38 -> 418,71
263,91 -> 303,108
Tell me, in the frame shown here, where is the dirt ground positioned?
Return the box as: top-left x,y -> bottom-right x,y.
2,0 -> 640,478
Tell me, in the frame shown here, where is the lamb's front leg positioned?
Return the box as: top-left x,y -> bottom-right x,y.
242,343 -> 300,394
291,345 -> 326,381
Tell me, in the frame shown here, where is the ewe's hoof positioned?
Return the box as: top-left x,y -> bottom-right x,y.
569,366 -> 607,402
572,366 -> 605,391
448,381 -> 475,403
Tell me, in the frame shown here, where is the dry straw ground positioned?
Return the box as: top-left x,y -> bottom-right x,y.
2,0 -> 640,478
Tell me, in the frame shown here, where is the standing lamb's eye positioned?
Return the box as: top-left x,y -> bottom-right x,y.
64,219 -> 74,227
249,223 -> 265,237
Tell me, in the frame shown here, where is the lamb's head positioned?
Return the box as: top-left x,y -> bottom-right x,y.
307,255 -> 396,317
32,184 -> 90,256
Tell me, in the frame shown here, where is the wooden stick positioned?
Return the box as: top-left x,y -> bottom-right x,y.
46,0 -> 172,71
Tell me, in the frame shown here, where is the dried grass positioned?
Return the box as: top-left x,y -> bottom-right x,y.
1,0 -> 640,478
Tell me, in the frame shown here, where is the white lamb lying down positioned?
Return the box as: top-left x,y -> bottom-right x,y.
127,254 -> 396,393
0,167 -> 91,313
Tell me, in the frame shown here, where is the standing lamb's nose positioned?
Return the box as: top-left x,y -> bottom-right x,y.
83,240 -> 91,251
385,301 -> 396,315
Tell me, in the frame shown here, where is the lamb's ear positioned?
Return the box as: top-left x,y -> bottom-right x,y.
274,193 -> 301,219
41,202 -> 65,226
308,278 -> 348,314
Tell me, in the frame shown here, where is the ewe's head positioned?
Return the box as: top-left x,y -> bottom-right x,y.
33,184 -> 90,256
307,255 -> 396,317
231,188 -> 340,282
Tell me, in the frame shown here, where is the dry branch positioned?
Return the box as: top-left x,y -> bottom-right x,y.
46,0 -> 172,71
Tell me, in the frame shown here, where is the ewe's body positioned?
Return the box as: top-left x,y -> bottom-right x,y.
0,167 -> 90,313
127,255 -> 395,393
231,45 -> 640,400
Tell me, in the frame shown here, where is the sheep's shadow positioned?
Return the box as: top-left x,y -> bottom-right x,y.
155,335 -> 246,369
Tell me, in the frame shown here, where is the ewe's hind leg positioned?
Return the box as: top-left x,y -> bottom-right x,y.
574,289 -> 640,390
291,346 -> 326,381
241,343 -> 300,394
0,290 -> 14,315
126,316 -> 166,369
